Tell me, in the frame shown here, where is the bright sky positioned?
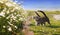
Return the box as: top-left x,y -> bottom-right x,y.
13,0 -> 60,10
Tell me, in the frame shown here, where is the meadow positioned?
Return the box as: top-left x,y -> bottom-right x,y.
28,11 -> 60,35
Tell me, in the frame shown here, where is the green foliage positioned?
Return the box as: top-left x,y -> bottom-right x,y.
0,0 -> 25,35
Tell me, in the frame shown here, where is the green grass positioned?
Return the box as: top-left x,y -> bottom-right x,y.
29,11 -> 60,35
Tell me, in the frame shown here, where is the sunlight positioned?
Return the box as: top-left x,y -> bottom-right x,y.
3,26 -> 6,28
15,7 -> 19,9
0,12 -> 5,17
5,2 -> 13,7
53,15 -> 60,20
0,1 -> 3,3
8,27 -> 12,31
15,26 -> 17,29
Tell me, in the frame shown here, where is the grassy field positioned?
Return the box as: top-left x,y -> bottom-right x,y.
29,11 -> 60,35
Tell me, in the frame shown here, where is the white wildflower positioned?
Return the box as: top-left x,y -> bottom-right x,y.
8,27 -> 12,31
3,26 -> 6,28
15,26 -> 17,29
